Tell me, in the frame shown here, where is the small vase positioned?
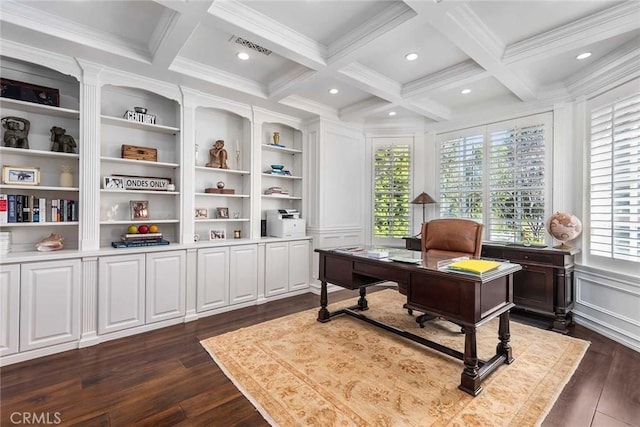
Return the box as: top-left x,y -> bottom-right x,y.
273,132 -> 280,145
59,166 -> 73,187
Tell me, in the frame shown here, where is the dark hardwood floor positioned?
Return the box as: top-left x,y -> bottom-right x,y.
2,286 -> 639,427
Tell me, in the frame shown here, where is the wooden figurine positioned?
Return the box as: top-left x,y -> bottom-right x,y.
205,139 -> 229,169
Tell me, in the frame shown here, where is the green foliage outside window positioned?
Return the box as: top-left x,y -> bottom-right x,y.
373,144 -> 411,238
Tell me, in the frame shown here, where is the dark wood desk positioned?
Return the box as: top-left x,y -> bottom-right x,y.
316,248 -> 521,396
403,237 -> 578,333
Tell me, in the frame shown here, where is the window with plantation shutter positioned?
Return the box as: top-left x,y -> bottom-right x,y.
373,143 -> 411,238
438,113 -> 551,244
589,92 -> 640,263
439,134 -> 484,220
488,123 -> 547,244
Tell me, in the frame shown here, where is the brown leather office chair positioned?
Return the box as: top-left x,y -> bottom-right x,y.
401,218 -> 484,327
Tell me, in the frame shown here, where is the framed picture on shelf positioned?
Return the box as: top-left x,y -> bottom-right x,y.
1,165 -> 40,185
103,176 -> 125,189
209,229 -> 226,240
0,78 -> 60,107
216,207 -> 229,219
130,200 -> 149,220
195,208 -> 208,219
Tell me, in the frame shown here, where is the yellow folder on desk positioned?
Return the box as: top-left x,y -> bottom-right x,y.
447,259 -> 501,275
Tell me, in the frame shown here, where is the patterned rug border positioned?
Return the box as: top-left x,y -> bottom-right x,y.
201,290 -> 590,426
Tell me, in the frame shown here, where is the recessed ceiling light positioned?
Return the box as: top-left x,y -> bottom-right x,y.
237,52 -> 250,60
576,52 -> 592,60
388,111 -> 397,116
405,53 -> 418,61
461,89 -> 472,95
329,88 -> 339,94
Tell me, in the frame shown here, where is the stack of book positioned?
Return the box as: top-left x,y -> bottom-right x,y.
111,232 -> 170,248
264,186 -> 290,196
0,232 -> 10,256
267,168 -> 292,176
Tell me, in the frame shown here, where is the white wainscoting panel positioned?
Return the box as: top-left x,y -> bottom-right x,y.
573,265 -> 640,352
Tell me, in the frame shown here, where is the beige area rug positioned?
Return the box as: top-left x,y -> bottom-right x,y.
200,289 -> 589,427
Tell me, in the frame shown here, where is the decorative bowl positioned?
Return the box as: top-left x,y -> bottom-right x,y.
134,107 -> 147,114
271,164 -> 285,170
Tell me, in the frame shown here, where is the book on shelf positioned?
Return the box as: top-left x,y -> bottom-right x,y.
446,259 -> 502,275
111,239 -> 170,248
121,232 -> 163,241
334,246 -> 366,254
0,194 -> 6,223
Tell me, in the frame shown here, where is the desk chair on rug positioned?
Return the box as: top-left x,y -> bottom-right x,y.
400,218 -> 484,328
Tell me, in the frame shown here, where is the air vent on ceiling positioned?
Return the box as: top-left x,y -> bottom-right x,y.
234,37 -> 272,56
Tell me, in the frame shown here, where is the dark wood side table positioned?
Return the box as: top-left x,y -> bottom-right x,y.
402,237 -> 579,333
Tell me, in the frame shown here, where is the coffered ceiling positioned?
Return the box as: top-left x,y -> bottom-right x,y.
1,0 -> 638,128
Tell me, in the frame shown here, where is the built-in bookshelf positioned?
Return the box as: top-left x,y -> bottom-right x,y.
99,85 -> 181,248
0,58 -> 81,252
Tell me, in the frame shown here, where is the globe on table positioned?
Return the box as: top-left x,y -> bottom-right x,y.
546,212 -> 582,249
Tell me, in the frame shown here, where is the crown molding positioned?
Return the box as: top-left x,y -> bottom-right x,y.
207,0 -> 326,70
98,66 -> 182,103
565,39 -> 640,100
402,60 -> 488,98
446,4 -> 505,61
169,56 -> 266,99
181,87 -> 253,119
0,0 -> 152,63
0,39 -> 82,79
503,1 -> 640,65
327,2 -> 416,65
252,106 -> 305,129
148,8 -> 181,58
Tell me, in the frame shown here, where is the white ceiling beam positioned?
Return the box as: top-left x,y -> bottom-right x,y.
267,65 -> 317,99
503,1 -> 640,65
339,97 -> 393,122
338,62 -> 451,121
404,0 -> 538,102
402,60 -> 488,99
150,1 -> 211,68
169,56 -> 266,98
0,0 -> 151,63
279,95 -> 339,119
327,2 -> 417,66
205,0 -> 326,70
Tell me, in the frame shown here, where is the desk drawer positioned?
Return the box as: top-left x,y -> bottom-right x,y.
503,250 -> 554,265
353,261 -> 409,284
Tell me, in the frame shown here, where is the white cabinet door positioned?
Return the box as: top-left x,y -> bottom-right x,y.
20,260 -> 81,351
98,254 -> 145,334
264,242 -> 289,297
146,250 -> 186,323
0,264 -> 20,356
230,244 -> 258,305
289,240 -> 310,291
197,247 -> 229,312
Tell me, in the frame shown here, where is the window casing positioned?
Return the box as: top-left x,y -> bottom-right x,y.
437,113 -> 552,244
372,142 -> 412,239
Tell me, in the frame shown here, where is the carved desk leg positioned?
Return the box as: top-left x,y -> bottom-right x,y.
459,326 -> 482,396
317,280 -> 331,323
357,286 -> 369,311
497,311 -> 514,364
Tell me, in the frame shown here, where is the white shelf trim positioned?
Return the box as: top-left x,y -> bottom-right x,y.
262,144 -> 302,154
0,97 -> 80,118
100,115 -> 180,134
195,166 -> 250,175
0,147 -> 79,159
0,185 -> 79,191
100,156 -> 179,168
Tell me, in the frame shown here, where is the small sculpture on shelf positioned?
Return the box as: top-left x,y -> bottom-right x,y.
50,126 -> 77,153
36,233 -> 64,252
205,139 -> 228,169
2,116 -> 30,149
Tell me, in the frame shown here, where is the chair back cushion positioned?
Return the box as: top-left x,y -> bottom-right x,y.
422,219 -> 483,257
